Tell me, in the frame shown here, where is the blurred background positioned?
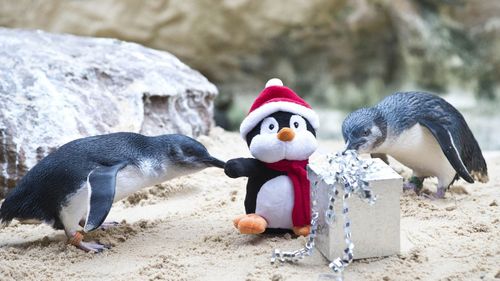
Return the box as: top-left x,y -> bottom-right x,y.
1,0 -> 499,148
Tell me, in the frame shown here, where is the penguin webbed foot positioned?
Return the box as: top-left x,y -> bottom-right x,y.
403,176 -> 424,193
433,187 -> 446,199
67,231 -> 110,253
418,187 -> 446,200
77,241 -> 109,253
404,177 -> 448,199
403,181 -> 418,191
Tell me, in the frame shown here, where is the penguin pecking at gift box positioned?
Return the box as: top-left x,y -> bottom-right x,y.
224,78 -> 319,236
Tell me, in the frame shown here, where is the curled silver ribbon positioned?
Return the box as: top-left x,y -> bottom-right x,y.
271,150 -> 377,280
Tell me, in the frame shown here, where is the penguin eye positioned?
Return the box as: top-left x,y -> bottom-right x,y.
260,117 -> 279,134
289,115 -> 306,132
363,129 -> 370,136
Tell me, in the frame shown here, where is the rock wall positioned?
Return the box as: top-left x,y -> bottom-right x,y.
0,0 -> 498,120
0,28 -> 217,196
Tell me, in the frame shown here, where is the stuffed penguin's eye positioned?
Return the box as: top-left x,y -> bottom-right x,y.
290,115 -> 306,132
260,117 -> 279,134
363,129 -> 370,136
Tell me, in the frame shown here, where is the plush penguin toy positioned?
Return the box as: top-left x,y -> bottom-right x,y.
0,132 -> 225,252
225,78 -> 319,236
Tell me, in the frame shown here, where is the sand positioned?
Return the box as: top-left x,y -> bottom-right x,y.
0,127 -> 499,281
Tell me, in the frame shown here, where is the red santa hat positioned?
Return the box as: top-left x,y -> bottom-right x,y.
240,78 -> 320,139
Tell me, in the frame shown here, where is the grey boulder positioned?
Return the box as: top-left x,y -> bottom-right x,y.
0,28 -> 218,196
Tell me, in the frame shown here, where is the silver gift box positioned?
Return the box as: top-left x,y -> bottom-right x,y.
307,158 -> 403,260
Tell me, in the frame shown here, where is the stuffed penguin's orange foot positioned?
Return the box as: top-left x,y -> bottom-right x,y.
292,225 -> 311,237
233,214 -> 267,234
232,214 -> 247,229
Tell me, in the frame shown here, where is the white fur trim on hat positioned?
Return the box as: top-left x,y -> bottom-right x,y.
265,78 -> 284,88
240,101 -> 320,138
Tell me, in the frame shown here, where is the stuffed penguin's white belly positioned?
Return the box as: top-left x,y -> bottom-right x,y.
383,124 -> 456,185
255,175 -> 294,229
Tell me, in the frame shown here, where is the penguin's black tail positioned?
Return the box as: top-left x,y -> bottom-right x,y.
205,157 -> 226,169
0,201 -> 14,228
0,187 -> 43,227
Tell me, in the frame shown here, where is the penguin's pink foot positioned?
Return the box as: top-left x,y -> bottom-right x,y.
293,225 -> 311,237
404,176 -> 424,194
403,182 -> 417,191
234,214 -> 267,234
432,187 -> 446,199
419,187 -> 446,200
68,232 -> 108,253
77,241 -> 108,253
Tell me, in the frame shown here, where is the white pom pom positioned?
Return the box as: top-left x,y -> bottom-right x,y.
265,78 -> 283,88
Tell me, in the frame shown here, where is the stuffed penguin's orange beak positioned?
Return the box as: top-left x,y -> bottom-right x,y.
277,128 -> 295,142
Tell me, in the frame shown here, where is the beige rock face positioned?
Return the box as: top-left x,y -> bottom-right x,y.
2,0 -> 498,114
0,0 -> 330,82
0,28 -> 217,196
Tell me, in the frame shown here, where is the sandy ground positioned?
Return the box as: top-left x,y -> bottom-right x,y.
0,127 -> 499,281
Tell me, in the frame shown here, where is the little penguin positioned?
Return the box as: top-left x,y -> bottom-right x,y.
0,132 -> 225,252
342,91 -> 488,198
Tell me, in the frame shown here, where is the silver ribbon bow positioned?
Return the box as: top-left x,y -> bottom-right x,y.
271,150 -> 377,280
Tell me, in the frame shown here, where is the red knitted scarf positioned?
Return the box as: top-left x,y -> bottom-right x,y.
264,159 -> 311,227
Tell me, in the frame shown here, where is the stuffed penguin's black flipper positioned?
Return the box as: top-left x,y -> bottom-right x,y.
418,119 -> 475,183
84,162 -> 127,232
224,158 -> 265,178
225,158 -> 285,215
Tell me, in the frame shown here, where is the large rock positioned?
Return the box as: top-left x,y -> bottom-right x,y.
0,28 -> 218,196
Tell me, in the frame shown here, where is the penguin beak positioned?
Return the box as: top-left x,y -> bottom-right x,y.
277,128 -> 295,142
203,157 -> 226,169
344,139 -> 362,152
343,140 -> 352,152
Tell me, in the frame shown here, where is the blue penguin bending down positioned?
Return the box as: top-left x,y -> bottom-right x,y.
342,91 -> 488,198
0,132 -> 225,252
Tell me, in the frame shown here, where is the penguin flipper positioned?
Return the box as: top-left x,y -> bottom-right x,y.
418,119 -> 474,183
84,162 -> 128,232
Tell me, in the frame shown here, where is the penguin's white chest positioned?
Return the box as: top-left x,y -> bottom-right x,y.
380,124 -> 456,184
114,160 -> 179,202
255,175 -> 294,229
58,160 -> 193,232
